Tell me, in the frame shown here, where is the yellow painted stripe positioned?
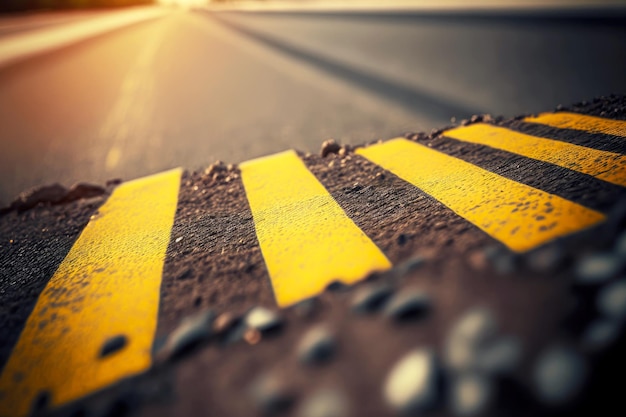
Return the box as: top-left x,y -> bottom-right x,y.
357,139 -> 604,252
0,169 -> 182,417
444,123 -> 626,187
240,150 -> 391,307
524,112 -> 626,138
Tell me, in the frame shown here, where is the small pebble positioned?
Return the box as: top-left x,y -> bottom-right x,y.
384,349 -> 439,413
99,335 -> 128,358
575,253 -> 622,284
297,325 -> 336,365
445,309 -> 497,371
477,337 -> 522,375
526,245 -> 564,272
614,231 -> 626,256
581,319 -> 621,352
350,284 -> 393,314
392,256 -> 425,278
383,289 -> 431,322
292,298 -> 318,319
533,346 -> 587,405
597,279 -> 626,320
159,310 -> 215,361
321,139 -> 341,157
297,388 -> 348,417
246,307 -> 283,333
450,373 -> 493,417
250,373 -> 294,415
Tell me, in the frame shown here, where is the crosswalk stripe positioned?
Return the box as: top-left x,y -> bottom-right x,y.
524,112 -> 626,138
356,139 -> 605,252
0,168 -> 182,417
240,150 -> 391,307
443,123 -> 626,187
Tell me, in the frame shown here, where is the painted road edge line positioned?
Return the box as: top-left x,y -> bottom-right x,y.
357,138 -> 605,252
0,168 -> 182,417
524,111 -> 626,138
443,123 -> 626,187
240,150 -> 392,307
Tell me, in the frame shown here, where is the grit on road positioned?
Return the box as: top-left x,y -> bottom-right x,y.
0,6 -> 625,205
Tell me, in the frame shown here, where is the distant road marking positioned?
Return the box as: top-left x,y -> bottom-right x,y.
0,7 -> 168,68
0,169 -> 181,417
443,123 -> 626,187
357,139 -> 605,252
241,150 -> 391,307
524,112 -> 626,138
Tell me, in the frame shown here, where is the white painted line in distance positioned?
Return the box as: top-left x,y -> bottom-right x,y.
0,7 -> 169,68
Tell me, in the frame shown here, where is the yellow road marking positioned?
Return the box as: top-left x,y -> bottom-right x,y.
524,112 -> 626,138
444,123 -> 626,187
0,169 -> 182,417
357,139 -> 604,252
240,150 -> 391,307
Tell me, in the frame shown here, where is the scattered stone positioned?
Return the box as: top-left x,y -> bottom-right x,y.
384,349 -> 439,413
350,284 -> 393,314
533,346 -> 587,406
63,183 -> 106,202
245,307 -> 283,333
477,337 -> 522,375
614,231 -> 626,256
244,328 -> 262,345
581,319 -> 621,352
213,312 -> 240,335
157,310 -> 215,361
250,372 -> 294,415
297,388 -> 348,417
321,139 -> 341,157
99,335 -> 128,358
575,253 -> 622,284
292,298 -> 318,319
597,279 -> 626,320
449,373 -> 493,417
297,325 -> 336,365
392,256 -> 425,278
383,289 -> 431,322
10,183 -> 67,212
444,308 -> 498,371
526,245 -> 565,272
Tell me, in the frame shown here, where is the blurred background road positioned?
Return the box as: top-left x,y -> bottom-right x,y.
0,0 -> 625,205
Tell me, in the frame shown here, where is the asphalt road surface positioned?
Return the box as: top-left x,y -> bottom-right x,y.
1,6 -> 626,205
1,96 -> 626,417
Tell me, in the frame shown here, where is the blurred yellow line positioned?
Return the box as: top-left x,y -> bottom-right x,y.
444,123 -> 626,187
241,150 -> 391,307
357,139 -> 604,252
524,112 -> 626,138
0,169 -> 182,417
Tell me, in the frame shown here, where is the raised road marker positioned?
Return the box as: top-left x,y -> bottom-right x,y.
0,168 -> 181,417
356,138 -> 605,252
524,112 -> 626,137
443,123 -> 626,187
240,150 -> 391,307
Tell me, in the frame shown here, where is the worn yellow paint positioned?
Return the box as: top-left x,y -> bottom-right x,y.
524,112 -> 626,138
240,150 -> 391,307
444,123 -> 626,187
0,169 -> 182,417
357,139 -> 604,252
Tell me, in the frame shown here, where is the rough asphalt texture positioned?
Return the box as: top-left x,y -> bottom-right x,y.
1,95 -> 626,416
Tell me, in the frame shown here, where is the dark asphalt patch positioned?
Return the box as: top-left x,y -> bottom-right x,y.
157,166 -> 273,340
